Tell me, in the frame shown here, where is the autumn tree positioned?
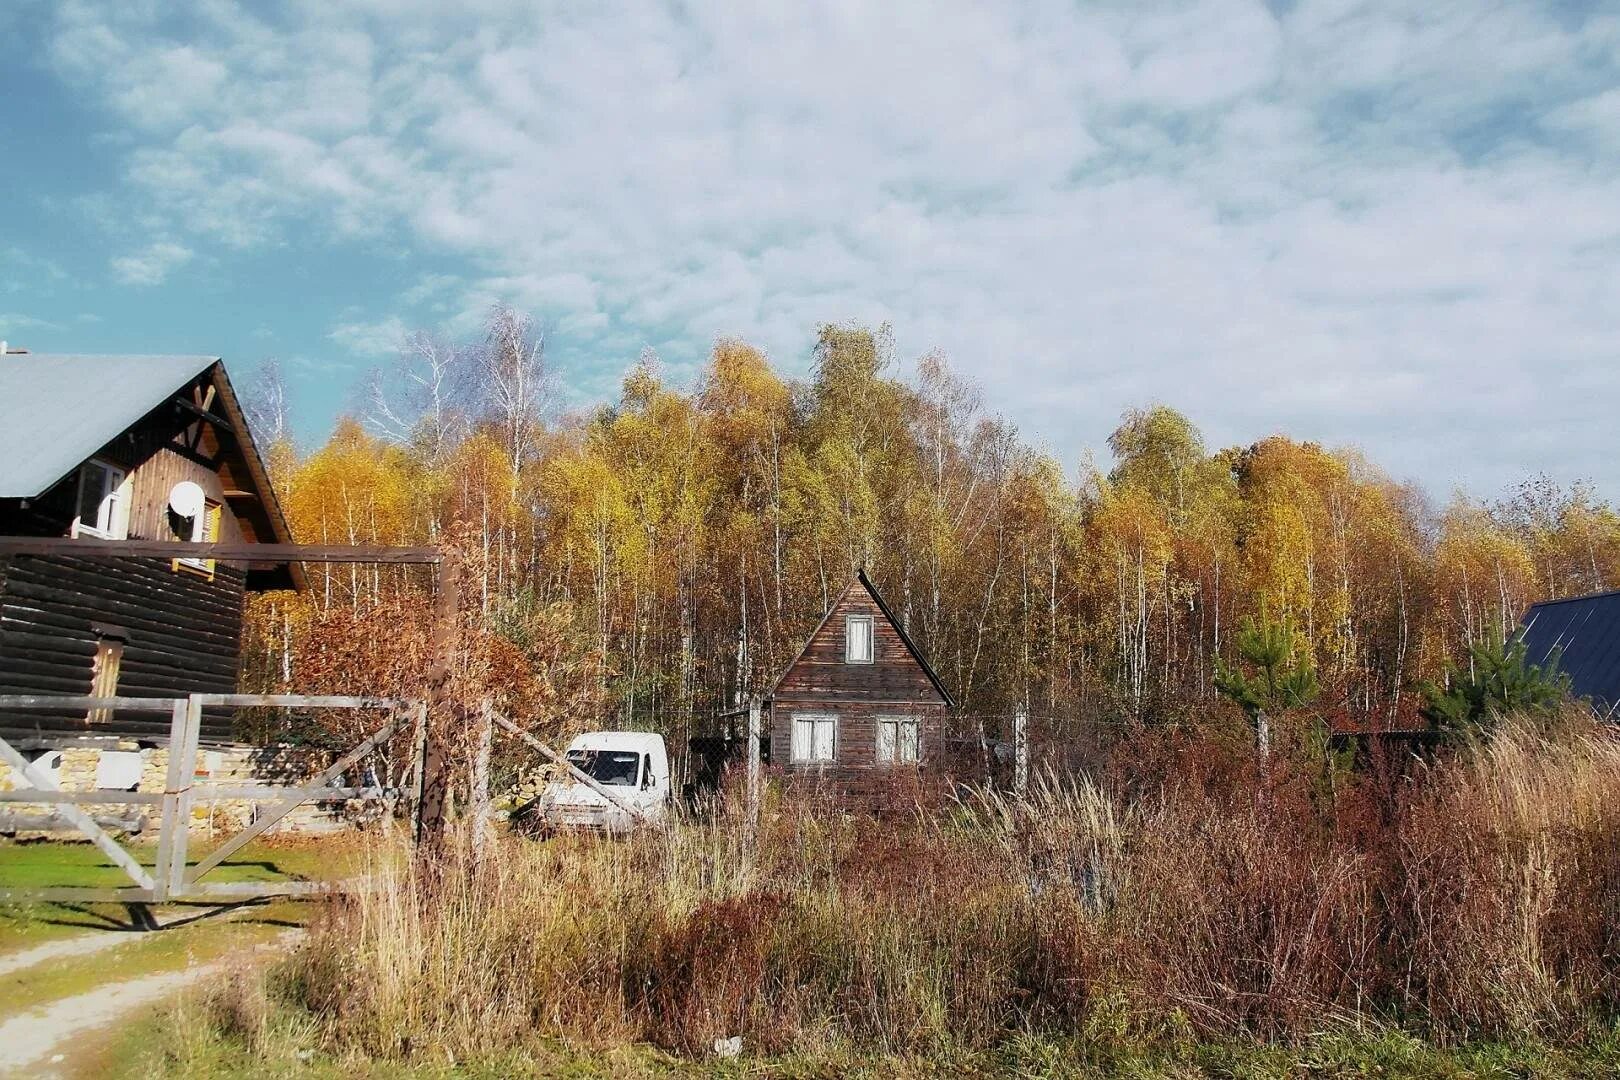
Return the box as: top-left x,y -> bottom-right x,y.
1215,618 -> 1321,766
242,314 -> 1620,775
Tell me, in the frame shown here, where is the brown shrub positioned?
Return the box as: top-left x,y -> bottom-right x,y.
274,710 -> 1620,1060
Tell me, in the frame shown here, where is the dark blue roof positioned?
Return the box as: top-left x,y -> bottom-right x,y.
1519,591 -> 1620,717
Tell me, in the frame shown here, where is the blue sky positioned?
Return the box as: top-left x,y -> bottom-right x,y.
3,1 -> 1618,499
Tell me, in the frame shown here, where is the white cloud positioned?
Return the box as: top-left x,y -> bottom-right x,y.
1,246 -> 71,294
37,0 -> 1620,495
328,315 -> 407,358
109,241 -> 193,286
0,313 -> 58,336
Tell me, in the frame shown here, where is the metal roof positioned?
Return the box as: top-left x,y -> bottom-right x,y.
1519,590 -> 1620,718
0,353 -> 220,498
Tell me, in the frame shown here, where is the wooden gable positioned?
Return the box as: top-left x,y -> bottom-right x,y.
770,571 -> 952,708
0,359 -> 299,591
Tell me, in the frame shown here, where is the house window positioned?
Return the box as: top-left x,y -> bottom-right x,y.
790,714 -> 837,763
875,716 -> 920,764
87,634 -> 125,723
845,614 -> 874,664
174,498 -> 222,579
72,459 -> 128,540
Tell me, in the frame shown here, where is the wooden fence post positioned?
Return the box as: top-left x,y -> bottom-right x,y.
168,695 -> 203,896
415,551 -> 459,848
1014,702 -> 1029,799
471,699 -> 493,863
745,697 -> 762,853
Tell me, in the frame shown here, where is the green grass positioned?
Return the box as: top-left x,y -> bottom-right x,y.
0,837 -> 356,951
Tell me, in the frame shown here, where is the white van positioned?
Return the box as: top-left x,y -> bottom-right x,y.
534,731 -> 671,833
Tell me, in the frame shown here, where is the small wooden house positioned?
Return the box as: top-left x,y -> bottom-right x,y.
0,353 -> 299,750
766,570 -> 954,783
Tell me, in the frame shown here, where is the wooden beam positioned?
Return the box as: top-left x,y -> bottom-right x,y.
192,694 -> 409,710
198,784 -> 372,800
174,880 -> 333,900
0,694 -> 180,713
172,395 -> 233,432
0,538 -> 442,564
0,886 -> 158,903
489,710 -> 656,824
0,789 -> 164,805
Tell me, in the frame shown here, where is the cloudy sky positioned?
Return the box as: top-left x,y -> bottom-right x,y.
3,1 -> 1617,499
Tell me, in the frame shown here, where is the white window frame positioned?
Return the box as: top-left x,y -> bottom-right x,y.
875,715 -> 921,765
71,459 -> 129,540
176,497 -> 221,576
844,614 -> 874,664
790,713 -> 837,764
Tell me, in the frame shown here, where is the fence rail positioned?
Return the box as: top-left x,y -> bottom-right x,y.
0,693 -> 424,904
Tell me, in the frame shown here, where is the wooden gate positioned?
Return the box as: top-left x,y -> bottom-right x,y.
0,693 -> 424,903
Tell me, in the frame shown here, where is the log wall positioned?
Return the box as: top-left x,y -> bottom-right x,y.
0,554 -> 245,745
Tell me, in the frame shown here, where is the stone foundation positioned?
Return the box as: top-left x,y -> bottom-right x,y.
0,741 -> 378,838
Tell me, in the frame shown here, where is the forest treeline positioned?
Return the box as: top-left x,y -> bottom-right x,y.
240,307 -> 1620,747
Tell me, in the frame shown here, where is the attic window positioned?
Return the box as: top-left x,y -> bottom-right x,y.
174,498 -> 222,580
845,614 -> 874,664
72,459 -> 128,540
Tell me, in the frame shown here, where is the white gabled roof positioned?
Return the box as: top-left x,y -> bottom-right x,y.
0,353 -> 220,498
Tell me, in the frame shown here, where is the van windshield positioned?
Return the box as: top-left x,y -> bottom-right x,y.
565,749 -> 641,787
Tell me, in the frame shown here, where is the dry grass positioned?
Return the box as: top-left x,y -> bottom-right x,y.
230,711 -> 1620,1064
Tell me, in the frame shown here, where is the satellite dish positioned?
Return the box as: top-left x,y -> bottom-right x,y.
168,481 -> 206,519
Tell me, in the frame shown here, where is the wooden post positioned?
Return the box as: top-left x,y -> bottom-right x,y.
1014,701 -> 1029,799
408,701 -> 428,830
745,697 -> 762,848
152,698 -> 189,902
166,695 -> 204,896
415,550 -> 460,847
471,699 -> 493,863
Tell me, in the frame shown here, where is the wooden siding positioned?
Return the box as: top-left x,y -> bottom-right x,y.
0,554 -> 245,746
769,577 -> 949,780
125,439 -> 248,545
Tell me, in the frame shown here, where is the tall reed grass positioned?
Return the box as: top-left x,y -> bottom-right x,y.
255,712 -> 1620,1062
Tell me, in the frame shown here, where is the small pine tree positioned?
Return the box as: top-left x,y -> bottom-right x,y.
1214,617 -> 1320,765
1419,634 -> 1572,738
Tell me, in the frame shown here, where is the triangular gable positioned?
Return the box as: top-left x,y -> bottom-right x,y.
767,569 -> 955,707
0,354 -> 302,591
